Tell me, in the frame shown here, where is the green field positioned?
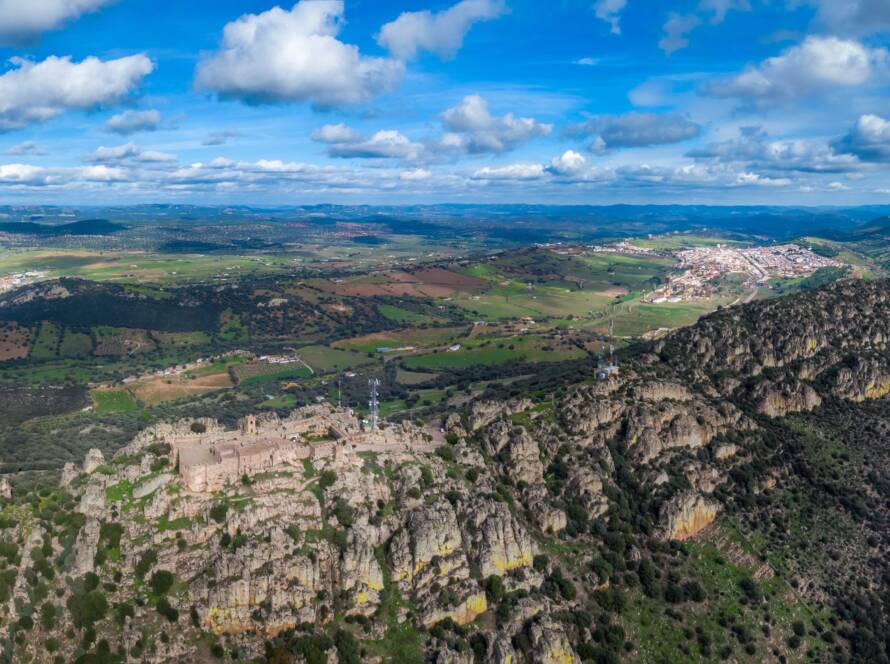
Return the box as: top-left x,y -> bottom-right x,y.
237,365 -> 313,387
586,300 -> 723,337
91,389 -> 140,415
333,327 -> 467,353
297,345 -> 377,373
450,283 -> 616,320
153,331 -> 212,347
377,304 -> 431,323
59,329 -> 92,356
0,250 -> 304,285
31,322 -> 61,359
402,335 -> 584,370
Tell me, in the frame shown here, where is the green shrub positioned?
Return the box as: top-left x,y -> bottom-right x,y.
149,570 -> 175,596
135,549 -> 157,579
209,504 -> 228,524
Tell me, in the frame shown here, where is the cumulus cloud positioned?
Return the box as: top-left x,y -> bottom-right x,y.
594,0 -> 627,35
311,123 -> 363,144
377,0 -> 506,60
85,142 -> 177,164
0,54 -> 154,131
567,112 -> 701,151
547,150 -> 586,176
312,124 -> 425,160
6,141 -> 46,156
195,1 -> 404,108
0,0 -> 112,45
104,109 -> 161,135
833,114 -> 890,162
703,36 -> 887,105
659,13 -> 701,55
689,126 -> 860,173
439,94 -> 552,154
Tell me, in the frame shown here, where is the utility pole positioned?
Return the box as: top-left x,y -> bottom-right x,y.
369,378 -> 380,430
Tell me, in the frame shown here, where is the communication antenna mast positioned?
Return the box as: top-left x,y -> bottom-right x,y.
609,319 -> 615,367
337,374 -> 342,408
369,378 -> 380,430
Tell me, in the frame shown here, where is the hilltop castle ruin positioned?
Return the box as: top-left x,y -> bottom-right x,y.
166,404 -> 435,492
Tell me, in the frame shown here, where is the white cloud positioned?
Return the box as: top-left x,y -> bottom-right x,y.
833,114 -> 890,162
735,172 -> 792,187
6,140 -> 46,156
377,0 -> 506,60
567,113 -> 701,151
0,54 -> 154,131
576,57 -> 599,66
704,36 -> 887,105
195,0 -> 404,108
439,94 -> 552,154
311,123 -> 363,144
594,0 -> 627,35
0,0 -> 112,45
828,181 -> 850,190
400,168 -> 432,181
86,142 -> 177,163
699,0 -> 750,23
104,109 -> 161,135
202,130 -> 240,146
472,163 -> 546,180
547,150 -> 586,176
314,126 -> 425,160
689,126 -> 860,174
659,13 -> 701,55
0,162 -> 126,186
802,0 -> 890,37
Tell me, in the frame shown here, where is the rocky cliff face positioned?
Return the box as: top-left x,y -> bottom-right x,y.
4,278 -> 890,663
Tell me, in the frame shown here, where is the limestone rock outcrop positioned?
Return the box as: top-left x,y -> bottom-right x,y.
660,492 -> 720,540
83,448 -> 105,474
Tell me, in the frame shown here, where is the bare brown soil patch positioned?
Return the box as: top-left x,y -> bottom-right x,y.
131,371 -> 233,406
0,323 -> 32,360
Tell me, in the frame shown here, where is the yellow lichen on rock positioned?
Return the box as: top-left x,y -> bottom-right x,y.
543,649 -> 578,664
422,592 -> 488,627
492,551 -> 532,573
865,378 -> 890,399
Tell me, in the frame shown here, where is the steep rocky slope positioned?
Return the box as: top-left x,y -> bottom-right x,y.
1,277 -> 890,663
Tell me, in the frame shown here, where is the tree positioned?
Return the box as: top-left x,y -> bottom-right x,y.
67,590 -> 108,628
334,629 -> 360,664
319,470 -> 338,489
149,570 -> 175,596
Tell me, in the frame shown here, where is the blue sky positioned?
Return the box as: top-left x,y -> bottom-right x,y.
0,0 -> 888,205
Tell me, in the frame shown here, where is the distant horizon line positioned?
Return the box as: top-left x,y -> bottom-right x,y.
2,202 -> 890,211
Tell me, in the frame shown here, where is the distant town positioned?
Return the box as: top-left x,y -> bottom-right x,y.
649,243 -> 842,303
551,240 -> 843,304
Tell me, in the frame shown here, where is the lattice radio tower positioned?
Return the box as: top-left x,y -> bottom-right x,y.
368,378 -> 380,430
